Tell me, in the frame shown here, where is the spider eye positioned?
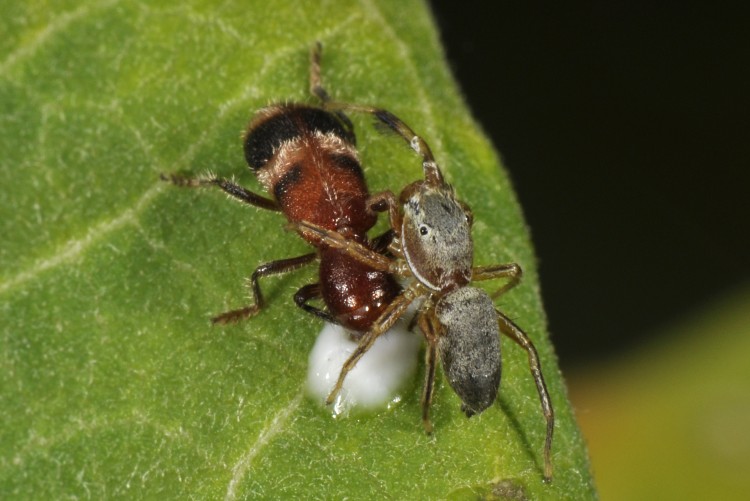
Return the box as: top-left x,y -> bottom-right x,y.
458,201 -> 473,226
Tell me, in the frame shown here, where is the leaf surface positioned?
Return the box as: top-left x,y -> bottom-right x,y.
0,1 -> 595,498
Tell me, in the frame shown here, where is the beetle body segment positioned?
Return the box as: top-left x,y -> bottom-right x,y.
234,103 -> 400,333
244,104 -> 355,169
319,246 -> 401,334
245,104 -> 376,244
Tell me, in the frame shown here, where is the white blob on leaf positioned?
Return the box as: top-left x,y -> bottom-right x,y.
306,308 -> 421,417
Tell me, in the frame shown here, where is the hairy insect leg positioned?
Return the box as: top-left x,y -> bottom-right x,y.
212,253 -> 317,325
368,190 -> 403,240
417,311 -> 440,434
309,41 -> 331,103
472,263 -> 523,299
292,221 -> 399,274
161,173 -> 278,211
294,283 -> 336,324
370,229 -> 396,254
323,102 -> 445,186
496,310 -> 554,482
325,286 -> 418,405
368,108 -> 444,185
309,41 -> 355,138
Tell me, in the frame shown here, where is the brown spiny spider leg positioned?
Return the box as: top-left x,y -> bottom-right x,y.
291,221 -> 403,275
472,263 -> 523,299
496,309 -> 554,482
212,253 -> 317,324
323,102 -> 445,186
417,310 -> 440,434
326,285 -> 420,405
160,173 -> 279,211
309,41 -> 355,138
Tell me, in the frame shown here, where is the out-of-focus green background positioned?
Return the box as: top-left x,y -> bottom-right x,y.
432,3 -> 750,500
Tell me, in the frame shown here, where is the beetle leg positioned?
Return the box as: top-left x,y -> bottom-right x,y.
370,229 -> 396,254
294,283 -> 337,324
211,253 -> 317,324
309,41 -> 355,140
161,173 -> 279,212
368,190 -> 403,235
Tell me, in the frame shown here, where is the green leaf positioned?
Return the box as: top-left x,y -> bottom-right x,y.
1,1 -> 596,498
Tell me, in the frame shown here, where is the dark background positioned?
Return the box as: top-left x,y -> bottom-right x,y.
430,3 -> 749,368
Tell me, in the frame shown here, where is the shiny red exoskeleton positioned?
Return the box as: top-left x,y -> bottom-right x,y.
163,44 -> 399,333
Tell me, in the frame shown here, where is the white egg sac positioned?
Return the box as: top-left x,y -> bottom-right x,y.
306,310 -> 421,416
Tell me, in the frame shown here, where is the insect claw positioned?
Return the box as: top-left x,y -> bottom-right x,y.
325,389 -> 337,406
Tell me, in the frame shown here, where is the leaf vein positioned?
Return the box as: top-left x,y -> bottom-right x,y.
0,0 -> 122,75
224,391 -> 303,500
0,184 -> 161,295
